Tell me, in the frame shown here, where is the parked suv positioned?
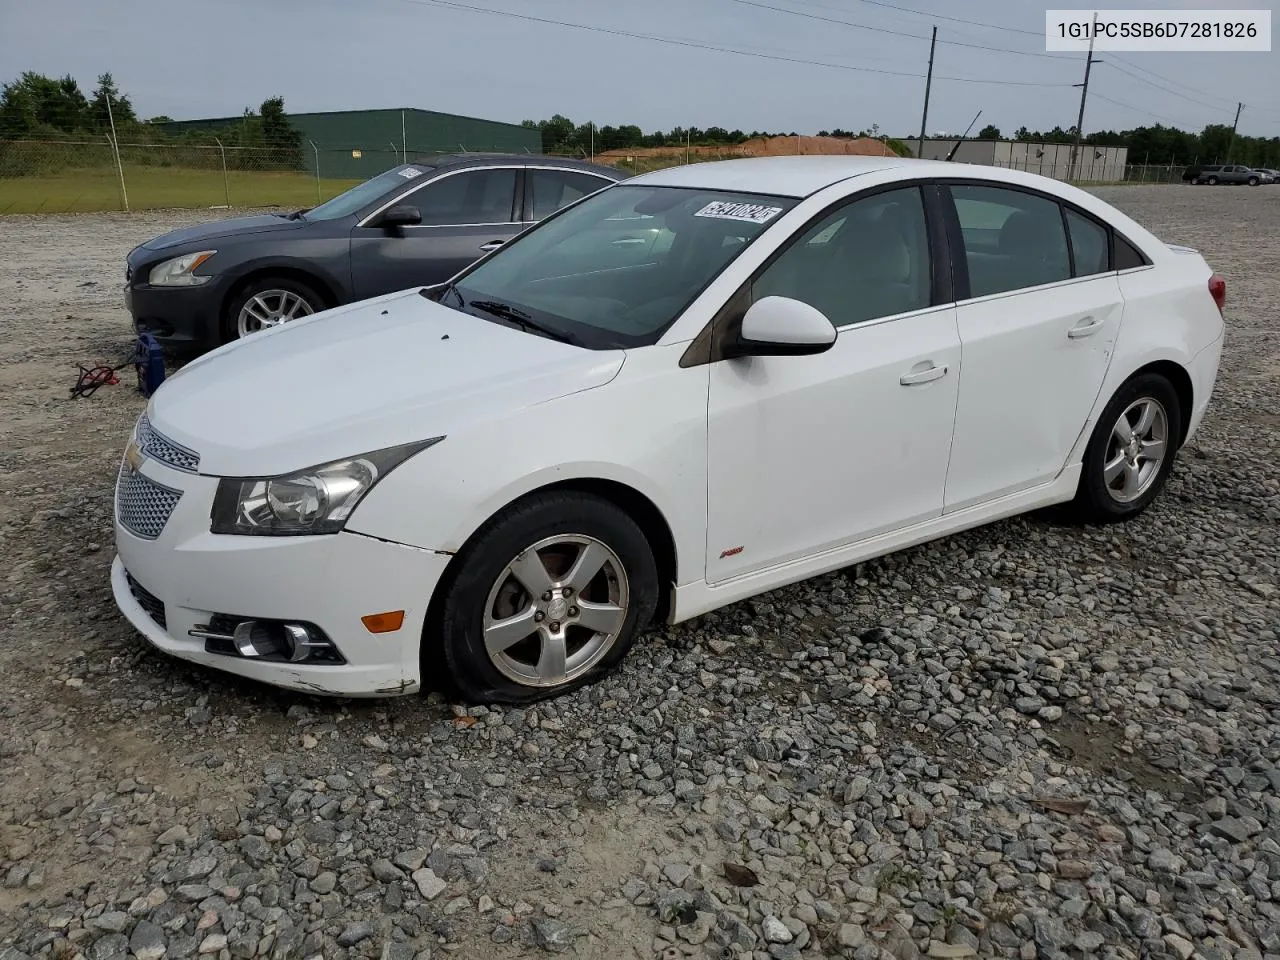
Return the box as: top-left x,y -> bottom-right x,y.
1185,164 -> 1266,186
125,154 -> 625,355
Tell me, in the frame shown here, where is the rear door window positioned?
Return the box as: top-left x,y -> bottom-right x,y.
1064,208 -> 1110,277
528,169 -> 615,221
950,184 -> 1071,297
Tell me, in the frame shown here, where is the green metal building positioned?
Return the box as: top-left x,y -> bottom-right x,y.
164,107 -> 542,179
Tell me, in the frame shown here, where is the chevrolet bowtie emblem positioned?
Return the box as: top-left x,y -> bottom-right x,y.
124,440 -> 145,473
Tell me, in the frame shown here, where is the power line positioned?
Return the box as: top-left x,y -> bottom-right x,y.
391,0 -> 1071,87
1107,55 -> 1280,124
389,0 -> 924,78
822,0 -> 1044,36
1106,55 -> 1237,109
724,0 -> 928,42
1088,92 -> 1186,128
775,0 -> 1269,117
390,0 -> 1274,132
1101,61 -> 1239,117
725,0 -> 1080,61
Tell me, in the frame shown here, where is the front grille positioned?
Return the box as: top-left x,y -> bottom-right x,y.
126,572 -> 166,629
136,415 -> 200,473
116,466 -> 183,540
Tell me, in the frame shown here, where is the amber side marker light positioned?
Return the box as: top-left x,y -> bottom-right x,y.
361,611 -> 406,633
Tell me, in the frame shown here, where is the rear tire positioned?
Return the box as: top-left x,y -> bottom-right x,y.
1206,176 -> 1219,185
431,492 -> 659,704
220,276 -> 325,344
1069,372 -> 1183,524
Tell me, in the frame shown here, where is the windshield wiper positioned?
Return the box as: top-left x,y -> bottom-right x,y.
275,208 -> 307,220
467,299 -> 577,345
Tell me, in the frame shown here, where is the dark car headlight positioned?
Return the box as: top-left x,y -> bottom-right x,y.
211,438 -> 442,536
149,250 -> 217,286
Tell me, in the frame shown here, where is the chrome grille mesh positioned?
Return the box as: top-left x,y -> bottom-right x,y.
137,415 -> 200,473
116,466 -> 183,540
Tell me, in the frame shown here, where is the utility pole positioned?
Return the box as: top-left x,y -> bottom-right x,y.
1225,102 -> 1243,162
1070,11 -> 1098,182
916,26 -> 937,160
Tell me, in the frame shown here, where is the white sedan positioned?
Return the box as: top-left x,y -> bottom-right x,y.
110,156 -> 1226,702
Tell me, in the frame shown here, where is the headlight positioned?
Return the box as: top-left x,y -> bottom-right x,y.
210,438 -> 443,536
149,250 -> 216,286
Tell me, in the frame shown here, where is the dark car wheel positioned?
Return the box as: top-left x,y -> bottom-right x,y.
1070,372 -> 1182,524
1206,176 -> 1219,185
1247,176 -> 1260,186
432,491 -> 659,704
221,277 -> 324,343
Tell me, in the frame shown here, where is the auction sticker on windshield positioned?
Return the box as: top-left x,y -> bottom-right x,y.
398,167 -> 424,178
695,201 -> 784,224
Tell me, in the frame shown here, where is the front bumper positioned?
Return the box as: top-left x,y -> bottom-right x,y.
125,279 -> 228,355
110,450 -> 452,697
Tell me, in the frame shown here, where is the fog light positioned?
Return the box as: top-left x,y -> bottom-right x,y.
190,617 -> 345,664
233,620 -> 285,658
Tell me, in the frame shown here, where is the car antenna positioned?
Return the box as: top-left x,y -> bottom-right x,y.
945,110 -> 983,163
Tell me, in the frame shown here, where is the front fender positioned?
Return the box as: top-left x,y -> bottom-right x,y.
220,248 -> 353,306
345,343 -> 709,587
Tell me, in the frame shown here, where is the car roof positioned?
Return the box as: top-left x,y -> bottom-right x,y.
427,153 -> 623,178
628,155 -> 921,198
625,154 -> 1132,203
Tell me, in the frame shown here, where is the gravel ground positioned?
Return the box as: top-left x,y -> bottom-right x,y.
1,185 -> 1278,960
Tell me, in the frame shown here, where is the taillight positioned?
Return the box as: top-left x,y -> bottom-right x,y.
1208,273 -> 1226,317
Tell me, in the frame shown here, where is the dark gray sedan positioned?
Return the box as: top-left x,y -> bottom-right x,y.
124,153 -> 624,354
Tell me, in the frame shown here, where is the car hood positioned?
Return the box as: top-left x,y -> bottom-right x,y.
146,290 -> 625,477
135,214 -> 307,256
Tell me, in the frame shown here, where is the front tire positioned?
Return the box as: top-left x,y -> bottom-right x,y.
1206,176 -> 1219,185
1070,373 -> 1183,523
432,492 -> 660,704
1248,177 -> 1259,186
221,276 -> 323,344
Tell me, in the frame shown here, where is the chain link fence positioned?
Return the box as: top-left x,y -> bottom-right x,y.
0,136 -> 507,214
0,134 -> 1220,215
1120,163 -> 1195,184
990,156 -> 1128,183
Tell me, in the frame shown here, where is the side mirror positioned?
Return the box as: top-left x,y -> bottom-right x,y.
380,204 -> 421,228
724,296 -> 837,358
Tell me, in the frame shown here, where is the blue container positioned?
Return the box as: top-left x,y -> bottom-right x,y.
134,332 -> 167,397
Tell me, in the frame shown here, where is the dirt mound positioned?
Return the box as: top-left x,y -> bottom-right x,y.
594,134 -> 897,162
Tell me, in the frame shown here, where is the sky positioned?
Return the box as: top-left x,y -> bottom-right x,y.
1,0 -> 1276,140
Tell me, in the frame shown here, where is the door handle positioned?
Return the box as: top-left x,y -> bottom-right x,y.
900,363 -> 948,386
479,240 -> 505,252
1067,315 -> 1103,339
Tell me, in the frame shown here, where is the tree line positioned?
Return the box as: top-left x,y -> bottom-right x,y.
0,71 -> 303,171
527,112 -> 1278,168
973,122 -> 1279,168
521,114 -> 888,153
4,71 -> 1276,173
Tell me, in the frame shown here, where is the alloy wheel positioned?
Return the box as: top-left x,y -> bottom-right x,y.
482,534 -> 629,688
1103,397 -> 1168,504
237,289 -> 315,337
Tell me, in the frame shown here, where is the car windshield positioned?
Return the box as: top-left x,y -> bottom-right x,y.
302,163 -> 435,220
444,184 -> 798,349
